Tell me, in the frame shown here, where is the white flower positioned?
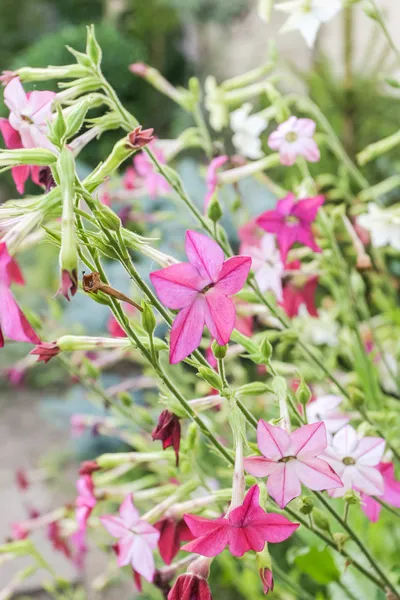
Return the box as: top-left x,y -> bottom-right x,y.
240,233 -> 283,300
357,203 -> 400,251
205,76 -> 229,132
296,306 -> 339,347
306,395 -> 349,435
275,0 -> 342,49
230,103 -> 267,159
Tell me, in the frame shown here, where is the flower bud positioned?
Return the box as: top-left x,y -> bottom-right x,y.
333,532 -> 349,552
343,490 -> 361,506
260,338 -> 273,363
197,366 -> 223,391
127,126 -> 154,149
79,460 -> 100,476
236,382 -> 271,396
207,195 -> 223,223
141,301 -> 157,335
211,341 -> 227,360
15,64 -> 89,82
299,496 -> 314,515
118,392 -> 133,407
313,509 -> 332,536
168,573 -> 212,600
152,410 -> 181,466
348,386 -> 365,409
0,148 -> 57,168
295,378 -> 312,407
86,25 -> 102,67
94,204 -> 121,232
49,103 -> 67,146
256,545 -> 274,594
58,148 -> 78,301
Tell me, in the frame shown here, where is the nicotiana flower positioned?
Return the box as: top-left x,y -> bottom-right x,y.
155,516 -> 193,565
3,77 -> 55,150
133,142 -> 170,198
268,116 -> 320,166
0,242 -> 41,347
275,0 -> 342,49
182,485 -> 298,557
204,155 -> 228,211
296,306 -> 339,346
0,119 -> 42,194
282,272 -> 318,317
240,233 -> 284,301
150,230 -> 251,364
101,494 -> 160,582
168,573 -> 212,600
152,410 -> 181,466
244,421 -> 342,508
306,395 -> 349,435
361,462 -> 400,523
230,103 -> 267,160
322,425 -> 385,498
75,474 -> 96,531
257,194 -> 324,261
357,203 -> 400,252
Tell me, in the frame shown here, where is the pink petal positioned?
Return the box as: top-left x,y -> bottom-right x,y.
293,118 -> 316,137
268,129 -> 285,150
276,226 -> 300,262
169,297 -> 205,364
353,438 -> 385,466
0,243 -> 24,285
292,196 -> 324,223
229,485 -> 260,527
294,457 -> 343,490
214,256 -> 252,294
27,91 -> 55,122
228,527 -> 258,556
150,263 -> 205,309
361,494 -> 382,523
184,514 -> 227,538
0,118 -> 22,149
252,513 -> 299,543
267,462 -> 301,508
135,522 -> 160,549
257,420 -> 291,460
204,289 -> 236,345
100,515 -> 128,539
256,210 -> 285,234
384,479 -> 400,508
19,124 -> 54,151
279,143 -> 298,166
117,532 -> 136,566
0,284 -> 41,345
290,422 -> 328,459
119,494 -> 140,528
11,165 -> 30,195
352,465 -> 384,496
295,226 -> 321,254
4,78 -> 27,115
244,456 -> 280,478
297,138 -> 320,163
185,230 -> 224,282
277,194 -> 297,216
181,524 -> 229,557
30,165 -> 42,186
130,537 -> 156,583
332,425 -> 358,456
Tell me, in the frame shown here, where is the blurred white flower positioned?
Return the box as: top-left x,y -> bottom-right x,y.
357,203 -> 400,251
297,306 -> 339,347
306,395 -> 349,434
240,233 -> 284,300
230,103 -> 267,159
275,0 -> 342,48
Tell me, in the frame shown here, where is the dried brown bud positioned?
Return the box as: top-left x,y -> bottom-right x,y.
127,126 -> 154,150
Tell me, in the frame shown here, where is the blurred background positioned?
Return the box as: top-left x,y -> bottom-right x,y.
1,0 -> 400,597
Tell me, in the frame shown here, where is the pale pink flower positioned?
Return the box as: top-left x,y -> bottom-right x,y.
0,242 -> 41,347
238,219 -> 263,246
322,425 -> 385,498
361,462 -> 400,522
150,230 -> 251,363
256,193 -> 324,261
133,142 -> 170,198
76,475 -> 96,531
244,421 -> 342,508
306,395 -> 349,436
182,485 -> 298,557
3,77 -> 55,150
0,118 -> 41,194
240,233 -> 283,301
268,116 -> 320,166
101,494 -> 160,582
204,155 -> 228,211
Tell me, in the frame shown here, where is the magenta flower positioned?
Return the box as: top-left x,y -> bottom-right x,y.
124,166 -> 137,190
150,230 -> 251,364
268,116 -> 320,166
204,155 -> 228,212
0,243 -> 41,347
322,425 -> 385,498
244,421 -> 342,508
259,568 -> 274,595
361,462 -> 400,522
168,573 -> 212,600
155,516 -> 194,565
282,262 -> 318,317
3,77 -> 55,150
76,474 -> 96,531
182,485 -> 298,558
101,494 -> 160,582
256,193 -> 324,262
133,142 -> 170,198
152,410 -> 181,466
0,118 -> 41,194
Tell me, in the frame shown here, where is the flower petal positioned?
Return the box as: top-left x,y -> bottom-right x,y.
130,537 -> 156,583
251,513 -> 299,543
169,297 -> 205,364
0,284 -> 41,345
267,462 -> 301,508
352,465 -> 384,496
4,78 -> 27,115
116,532 -> 136,567
100,515 -> 128,539
184,514 -> 227,537
150,263 -> 204,309
185,230 -> 224,282
353,437 -> 385,466
11,165 -> 30,195
294,457 -> 343,490
361,494 -> 382,523
119,494 -> 140,528
244,456 -> 280,478
0,118 -> 22,149
292,195 -> 324,223
181,524 -> 229,557
257,420 -> 291,460
228,527 -> 257,556
204,289 -> 236,345
214,256 -> 252,295
332,425 -> 358,457
290,422 -> 328,459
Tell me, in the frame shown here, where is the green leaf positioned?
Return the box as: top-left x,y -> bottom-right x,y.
294,547 -> 340,585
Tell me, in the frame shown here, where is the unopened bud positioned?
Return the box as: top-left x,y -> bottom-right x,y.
207,195 -> 223,222
86,24 -> 102,67
344,490 -> 361,506
94,204 -> 121,231
333,532 -> 349,552
295,379 -> 312,407
261,338 -> 273,363
186,422 -> 199,452
118,392 -> 132,407
299,496 -> 314,515
313,509 -> 332,536
348,386 -> 365,409
127,126 -> 154,150
142,302 -> 156,335
197,366 -> 223,391
212,341 -> 227,359
237,382 -> 271,396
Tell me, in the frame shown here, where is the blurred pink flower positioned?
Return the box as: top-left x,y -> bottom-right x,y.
204,155 -> 228,212
123,166 -> 137,190
268,116 -> 320,166
182,485 -> 298,557
282,264 -> 318,318
244,421 -> 342,508
361,462 -> 400,522
0,119 -> 41,194
101,494 -> 160,582
76,475 -> 96,531
0,242 -> 41,347
150,230 -> 251,363
323,425 -> 385,498
133,142 -> 170,198
256,193 -> 324,262
240,233 -> 283,301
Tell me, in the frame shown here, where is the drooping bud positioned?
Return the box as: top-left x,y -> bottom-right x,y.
142,301 -> 157,335
79,460 -> 101,476
152,410 -> 181,466
30,341 -> 60,364
58,148 -> 78,301
127,126 -> 154,150
211,340 -> 227,360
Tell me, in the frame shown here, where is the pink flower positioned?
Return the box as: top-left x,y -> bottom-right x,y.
0,243 -> 41,347
259,568 -> 274,595
30,341 -> 60,363
238,219 -> 263,246
0,118 -> 41,194
361,462 -> 400,522
76,475 -> 96,531
11,522 -> 29,540
282,262 -> 318,317
244,421 -> 342,508
48,521 -> 72,559
15,469 -> 29,491
256,193 -> 324,262
182,485 -> 298,557
70,528 -> 88,570
322,425 -> 385,498
133,142 -> 170,198
3,77 -> 55,150
101,494 -> 160,582
306,395 -> 349,436
204,155 -> 228,212
152,410 -> 181,466
240,233 -> 283,301
124,166 -> 137,190
150,230 -> 252,363
168,574 -> 212,600
155,517 -> 194,565
268,116 -> 320,166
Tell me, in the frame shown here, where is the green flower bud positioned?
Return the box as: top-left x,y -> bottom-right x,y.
212,340 -> 227,359
118,392 -> 133,407
313,509 -> 332,536
86,25 -> 102,67
333,532 -> 349,552
236,382 -> 272,396
348,386 -> 365,409
260,338 -> 273,363
49,103 -> 67,146
186,422 -> 198,452
295,378 -> 312,407
141,302 -> 156,335
207,195 -> 223,223
94,204 -> 121,232
343,490 -> 361,506
299,496 -> 314,515
197,366 -> 223,391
